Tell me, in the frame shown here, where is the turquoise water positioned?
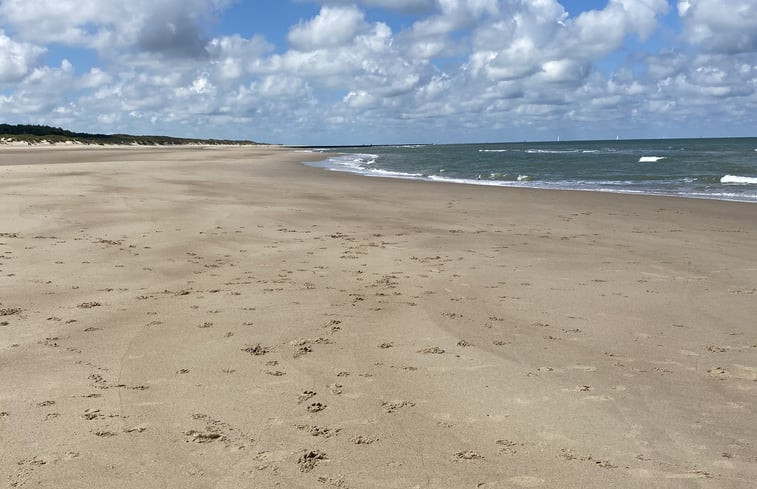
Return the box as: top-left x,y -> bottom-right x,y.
305,138 -> 757,203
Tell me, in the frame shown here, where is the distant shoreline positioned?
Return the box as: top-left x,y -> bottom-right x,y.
0,123 -> 259,146
0,139 -> 262,148
0,137 -> 260,147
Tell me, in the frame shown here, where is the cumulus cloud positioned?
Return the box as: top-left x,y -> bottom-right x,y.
0,60 -> 76,115
267,11 -> 432,102
0,0 -> 232,54
0,30 -> 45,83
79,67 -> 112,89
678,0 -> 757,53
468,0 -> 668,84
288,5 -> 366,50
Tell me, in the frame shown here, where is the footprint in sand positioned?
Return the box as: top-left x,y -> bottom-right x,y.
351,435 -> 377,445
298,391 -> 317,403
242,344 -> 270,355
184,430 -> 224,443
297,450 -> 327,472
382,400 -> 415,413
455,450 -> 484,460
295,424 -> 340,438
307,402 -> 326,413
1,307 -> 23,316
293,345 -> 313,358
82,409 -> 103,420
93,430 -> 117,437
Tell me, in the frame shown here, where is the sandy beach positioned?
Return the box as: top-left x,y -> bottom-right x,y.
1,145 -> 755,488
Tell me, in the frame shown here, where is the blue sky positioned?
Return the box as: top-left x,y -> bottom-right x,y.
1,1 -> 755,144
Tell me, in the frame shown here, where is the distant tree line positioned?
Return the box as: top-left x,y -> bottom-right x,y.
0,124 -> 258,146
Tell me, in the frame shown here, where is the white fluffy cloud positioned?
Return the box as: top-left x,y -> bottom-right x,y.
678,0 -> 757,53
0,60 -> 77,115
288,6 -> 366,50
0,30 -> 45,84
0,0 -> 232,55
0,30 -> 44,83
468,0 -> 668,84
0,0 -> 755,143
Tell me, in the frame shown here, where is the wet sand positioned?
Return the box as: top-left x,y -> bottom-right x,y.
1,145 -> 755,488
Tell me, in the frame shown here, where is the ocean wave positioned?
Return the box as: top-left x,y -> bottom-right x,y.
308,154 -> 427,180
721,175 -> 757,184
368,168 -> 424,178
427,175 -> 512,186
304,144 -> 757,203
352,169 -> 757,202
639,156 -> 666,162
526,149 -> 580,154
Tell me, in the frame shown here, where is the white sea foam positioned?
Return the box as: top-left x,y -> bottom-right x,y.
517,175 -> 530,181
639,156 -> 666,162
479,149 -> 508,153
368,168 -> 424,178
428,175 -> 509,186
309,153 -> 426,180
343,154 -> 378,168
526,149 -> 579,154
721,175 -> 757,184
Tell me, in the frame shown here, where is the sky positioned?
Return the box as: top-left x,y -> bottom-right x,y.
0,0 -> 755,145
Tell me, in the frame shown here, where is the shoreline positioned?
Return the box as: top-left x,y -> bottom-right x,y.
310,155 -> 757,204
4,142 -> 756,205
301,140 -> 757,204
299,151 -> 757,216
1,145 -> 755,488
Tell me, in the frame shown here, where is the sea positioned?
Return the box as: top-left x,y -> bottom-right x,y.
304,137 -> 757,203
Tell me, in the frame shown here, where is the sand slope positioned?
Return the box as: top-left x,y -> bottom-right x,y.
1,146 -> 756,488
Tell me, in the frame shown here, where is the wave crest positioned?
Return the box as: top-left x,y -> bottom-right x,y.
639,156 -> 666,163
721,175 -> 757,184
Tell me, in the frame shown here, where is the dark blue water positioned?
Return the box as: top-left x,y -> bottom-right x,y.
305,138 -> 757,202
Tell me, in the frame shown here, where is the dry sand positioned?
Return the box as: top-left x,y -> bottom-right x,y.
1,145 -> 755,488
